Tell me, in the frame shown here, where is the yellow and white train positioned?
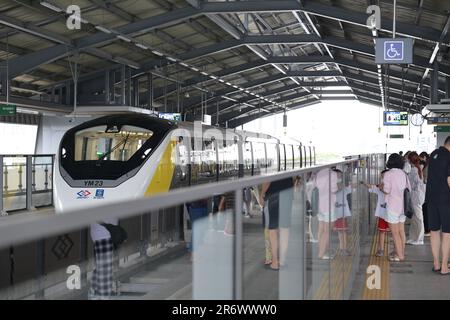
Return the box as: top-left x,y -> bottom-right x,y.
54,113 -> 315,213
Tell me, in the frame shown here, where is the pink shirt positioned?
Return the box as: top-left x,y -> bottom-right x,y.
383,168 -> 411,216
314,168 -> 339,214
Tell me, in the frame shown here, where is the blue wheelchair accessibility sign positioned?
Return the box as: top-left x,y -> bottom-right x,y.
375,38 -> 413,64
384,41 -> 403,61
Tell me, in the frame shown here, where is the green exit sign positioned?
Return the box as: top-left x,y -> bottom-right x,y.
0,104 -> 16,116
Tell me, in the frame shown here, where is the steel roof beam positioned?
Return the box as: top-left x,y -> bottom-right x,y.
201,1 -> 449,45
3,6 -> 201,78
227,98 -> 321,128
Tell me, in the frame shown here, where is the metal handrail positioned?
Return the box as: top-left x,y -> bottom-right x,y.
0,156 -> 379,248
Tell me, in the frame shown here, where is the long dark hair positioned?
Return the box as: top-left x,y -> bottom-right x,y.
409,152 -> 423,179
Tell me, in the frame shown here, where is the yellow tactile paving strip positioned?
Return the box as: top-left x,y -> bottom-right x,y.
313,228 -> 360,300
361,229 -> 390,300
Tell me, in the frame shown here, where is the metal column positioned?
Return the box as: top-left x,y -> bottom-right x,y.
127,67 -> 132,106
446,77 -> 450,99
134,78 -> 139,107
105,70 -> 110,104
147,73 -> 153,110
430,60 -> 439,104
0,155 -> 7,216
26,155 -> 35,211
121,65 -> 126,105
233,189 -> 243,300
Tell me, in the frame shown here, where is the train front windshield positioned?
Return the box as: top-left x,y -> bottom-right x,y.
59,115 -> 174,181
74,125 -> 153,162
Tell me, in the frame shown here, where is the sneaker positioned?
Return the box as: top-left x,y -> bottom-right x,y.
406,239 -> 415,245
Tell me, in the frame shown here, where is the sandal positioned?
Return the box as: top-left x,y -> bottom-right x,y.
375,250 -> 384,257
388,255 -> 401,262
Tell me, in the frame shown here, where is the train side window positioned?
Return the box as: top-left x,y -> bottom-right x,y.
200,139 -> 217,178
176,136 -> 189,182
286,144 -> 294,169
218,139 -> 239,179
253,142 -> 266,174
303,146 -> 308,167
297,145 -> 302,168
266,143 -> 279,173
243,141 -> 253,176
280,144 -> 286,171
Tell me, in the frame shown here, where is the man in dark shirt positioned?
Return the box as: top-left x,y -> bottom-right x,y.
426,136 -> 450,274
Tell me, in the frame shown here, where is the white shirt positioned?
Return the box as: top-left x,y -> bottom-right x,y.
90,218 -> 119,242
408,166 -> 426,206
369,186 -> 387,219
403,161 -> 411,174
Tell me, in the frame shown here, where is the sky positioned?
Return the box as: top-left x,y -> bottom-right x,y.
243,99 -> 436,161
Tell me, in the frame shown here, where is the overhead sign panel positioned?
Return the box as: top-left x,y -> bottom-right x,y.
375,38 -> 413,64
384,111 -> 408,126
0,104 -> 16,116
427,117 -> 450,125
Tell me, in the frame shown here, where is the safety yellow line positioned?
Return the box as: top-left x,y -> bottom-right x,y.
313,228 -> 359,300
361,227 -> 390,300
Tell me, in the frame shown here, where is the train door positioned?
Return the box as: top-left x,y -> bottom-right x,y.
218,138 -> 239,181
252,141 -> 266,175
266,143 -> 279,174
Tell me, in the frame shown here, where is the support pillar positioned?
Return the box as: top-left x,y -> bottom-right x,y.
121,65 -> 126,105
430,61 -> 439,104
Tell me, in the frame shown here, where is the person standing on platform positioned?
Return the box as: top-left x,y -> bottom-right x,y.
419,152 -> 430,237
382,153 -> 410,262
406,152 -> 426,245
425,137 -> 450,274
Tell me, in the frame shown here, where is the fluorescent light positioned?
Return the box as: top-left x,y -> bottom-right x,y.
210,75 -> 218,79
226,82 -> 232,86
40,1 -> 63,12
201,72 -> 208,76
152,50 -> 164,56
232,85 -> 239,89
219,79 -> 225,83
95,25 -> 111,34
135,43 -> 148,50
116,35 -> 131,42
180,62 -> 189,67
191,67 -> 199,72
167,57 -> 177,62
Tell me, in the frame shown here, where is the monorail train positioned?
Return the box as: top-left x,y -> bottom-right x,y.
54,113 -> 315,213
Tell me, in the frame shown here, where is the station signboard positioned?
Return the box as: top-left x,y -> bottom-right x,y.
375,38 -> 413,64
434,126 -> 450,132
427,117 -> 450,125
158,112 -> 182,122
0,104 -> 16,116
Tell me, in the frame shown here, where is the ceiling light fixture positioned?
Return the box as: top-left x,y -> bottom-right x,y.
40,1 -> 63,12
95,25 -> 111,34
116,35 -> 132,42
135,43 -> 148,50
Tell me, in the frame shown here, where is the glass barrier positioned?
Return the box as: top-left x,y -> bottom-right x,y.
1,155 -> 54,214
0,155 -> 383,300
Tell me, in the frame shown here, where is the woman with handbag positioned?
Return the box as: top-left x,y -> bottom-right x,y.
382,153 -> 411,262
